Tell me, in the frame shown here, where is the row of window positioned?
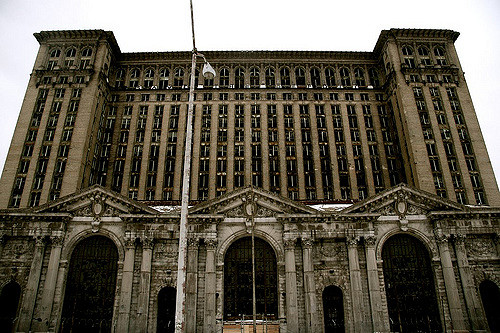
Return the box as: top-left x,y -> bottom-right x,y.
115,65 -> 382,90
115,91 -> 384,103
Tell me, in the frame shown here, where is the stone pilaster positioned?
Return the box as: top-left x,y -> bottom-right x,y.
435,232 -> 467,331
17,235 -> 46,332
302,238 -> 319,333
33,234 -> 64,332
136,237 -> 154,333
204,238 -> 217,333
116,236 -> 136,333
454,234 -> 487,332
284,238 -> 299,332
364,236 -> 387,333
347,236 -> 365,333
186,237 -> 199,333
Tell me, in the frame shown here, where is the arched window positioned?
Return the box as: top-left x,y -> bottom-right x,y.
81,48 -> 93,57
144,68 -> 155,88
382,234 -> 441,333
157,287 -> 176,333
339,67 -> 350,86
402,46 -> 413,56
80,48 -> 92,69
323,285 -> 344,333
354,68 -> 365,86
418,46 -> 432,66
310,67 -> 321,88
224,237 -> 278,320
295,67 -> 306,86
0,281 -> 21,331
129,68 -> 140,88
173,68 -> 184,88
115,69 -> 125,88
280,67 -> 291,87
219,68 -> 229,87
250,67 -> 260,87
434,47 -> 447,66
65,48 -> 77,68
325,67 -> 336,87
66,48 -> 76,58
479,280 -> 500,332
60,236 -> 118,333
368,68 -> 379,87
159,68 -> 170,89
50,49 -> 61,58
235,67 -> 245,89
265,67 -> 275,87
402,46 -> 415,68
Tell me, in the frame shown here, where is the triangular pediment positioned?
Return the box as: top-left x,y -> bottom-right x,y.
30,185 -> 158,217
341,183 -> 465,216
189,186 -> 318,217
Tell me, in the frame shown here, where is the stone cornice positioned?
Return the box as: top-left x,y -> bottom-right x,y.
118,50 -> 376,63
34,30 -> 121,56
374,28 -> 460,56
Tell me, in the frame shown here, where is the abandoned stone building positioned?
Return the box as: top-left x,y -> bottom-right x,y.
0,28 -> 498,332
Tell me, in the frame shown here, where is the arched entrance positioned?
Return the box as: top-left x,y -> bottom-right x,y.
60,236 -> 118,333
382,234 -> 441,332
157,287 -> 176,333
0,281 -> 21,332
224,237 -> 278,320
479,280 -> 500,333
323,285 -> 344,332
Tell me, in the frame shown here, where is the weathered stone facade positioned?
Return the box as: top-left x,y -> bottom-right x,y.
0,28 -> 499,332
0,184 -> 498,332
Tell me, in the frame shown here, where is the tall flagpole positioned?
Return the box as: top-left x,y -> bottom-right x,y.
174,0 -> 197,331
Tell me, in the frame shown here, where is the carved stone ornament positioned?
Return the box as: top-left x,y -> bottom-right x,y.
466,235 -> 496,258
205,238 -> 218,250
90,193 -> 106,232
302,238 -> 313,249
347,236 -> 360,247
434,232 -> 449,244
365,236 -> 377,247
283,238 -> 296,250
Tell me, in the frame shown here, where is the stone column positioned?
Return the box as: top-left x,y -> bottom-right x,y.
32,235 -> 64,332
185,237 -> 199,333
454,234 -> 487,332
284,238 -> 299,332
136,237 -> 154,333
204,238 -> 217,333
364,236 -> 387,333
494,233 -> 500,258
347,236 -> 364,333
116,237 -> 136,332
302,238 -> 319,333
0,233 -> 7,258
17,235 -> 46,332
435,232 -> 467,331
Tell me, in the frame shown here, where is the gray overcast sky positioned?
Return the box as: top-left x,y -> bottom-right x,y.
1,0 -> 499,187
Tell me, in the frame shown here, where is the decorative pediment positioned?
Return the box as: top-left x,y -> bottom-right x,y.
341,183 -> 465,216
30,185 -> 158,217
189,186 -> 318,217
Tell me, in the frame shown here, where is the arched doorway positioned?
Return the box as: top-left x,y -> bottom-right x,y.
157,287 -> 176,333
0,281 -> 21,332
60,236 -> 118,333
382,234 -> 441,332
479,280 -> 500,333
224,237 -> 278,320
323,285 -> 344,332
